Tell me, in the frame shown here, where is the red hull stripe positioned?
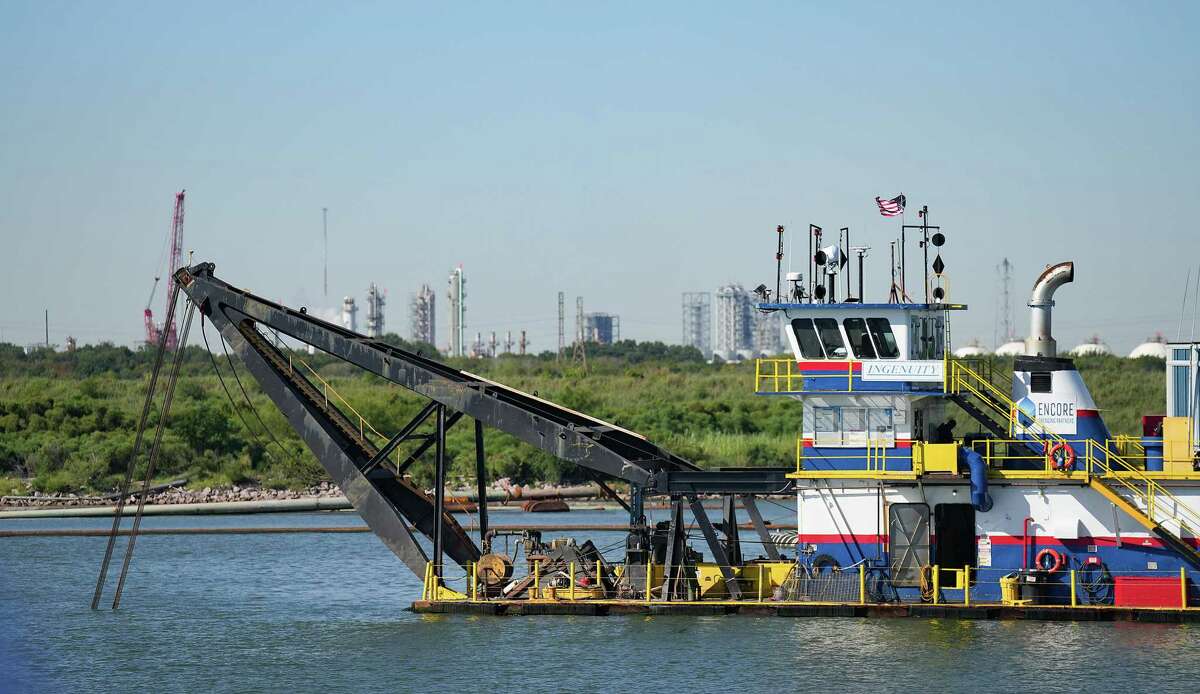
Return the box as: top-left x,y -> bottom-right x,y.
1078,409 -> 1100,418
794,533 -> 1200,549
802,439 -> 912,449
797,361 -> 861,373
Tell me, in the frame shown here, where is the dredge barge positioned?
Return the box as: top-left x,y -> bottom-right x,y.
114,251 -> 1200,621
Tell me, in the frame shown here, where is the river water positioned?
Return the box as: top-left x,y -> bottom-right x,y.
2,507 -> 1198,693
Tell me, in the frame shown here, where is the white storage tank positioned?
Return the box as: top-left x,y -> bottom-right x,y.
953,339 -> 990,358
994,340 -> 1025,357
1069,336 -> 1111,357
1129,334 -> 1169,359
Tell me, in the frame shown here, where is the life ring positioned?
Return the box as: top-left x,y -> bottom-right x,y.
810,554 -> 841,575
1047,442 -> 1076,472
1035,547 -> 1065,573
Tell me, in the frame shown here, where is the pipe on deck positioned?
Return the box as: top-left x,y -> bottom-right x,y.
1026,261 -> 1074,358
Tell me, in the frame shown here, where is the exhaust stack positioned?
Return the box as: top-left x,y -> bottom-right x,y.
1025,261 -> 1074,357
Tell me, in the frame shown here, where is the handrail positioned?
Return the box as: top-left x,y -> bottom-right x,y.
289,353 -> 389,445
947,358 -> 1200,536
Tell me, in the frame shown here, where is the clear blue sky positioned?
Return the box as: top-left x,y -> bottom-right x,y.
2,1 -> 1197,353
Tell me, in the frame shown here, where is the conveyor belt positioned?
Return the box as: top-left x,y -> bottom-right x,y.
175,262 -> 707,577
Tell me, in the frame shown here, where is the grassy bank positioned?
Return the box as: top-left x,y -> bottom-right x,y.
0,340 -> 1166,495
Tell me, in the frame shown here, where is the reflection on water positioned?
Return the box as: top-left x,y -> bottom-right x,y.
2,509 -> 1198,693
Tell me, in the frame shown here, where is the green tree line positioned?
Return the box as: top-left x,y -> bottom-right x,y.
0,337 -> 1166,495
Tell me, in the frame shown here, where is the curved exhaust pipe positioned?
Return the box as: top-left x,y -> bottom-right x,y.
1025,261 -> 1074,357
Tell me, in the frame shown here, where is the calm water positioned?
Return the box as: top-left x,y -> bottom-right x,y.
3,508 -> 1199,693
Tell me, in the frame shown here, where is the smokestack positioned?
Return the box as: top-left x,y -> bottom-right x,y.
1025,261 -> 1074,357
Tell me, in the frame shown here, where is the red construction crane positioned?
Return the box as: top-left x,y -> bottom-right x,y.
144,190 -> 185,349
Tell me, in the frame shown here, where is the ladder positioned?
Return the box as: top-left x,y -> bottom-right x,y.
945,359 -> 1200,569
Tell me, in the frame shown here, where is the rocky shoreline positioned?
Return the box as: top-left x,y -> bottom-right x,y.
0,481 -> 345,509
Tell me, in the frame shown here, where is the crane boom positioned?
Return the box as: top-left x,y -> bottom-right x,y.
144,191 -> 186,347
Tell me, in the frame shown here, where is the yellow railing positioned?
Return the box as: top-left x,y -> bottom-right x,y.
755,358 -> 857,393
948,359 -> 1200,536
795,438 -> 894,474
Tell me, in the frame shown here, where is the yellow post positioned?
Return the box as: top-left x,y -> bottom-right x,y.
570,562 -> 576,601
596,560 -> 603,598
645,562 -> 653,604
470,562 -> 478,602
533,560 -> 540,600
757,565 -> 764,602
848,361 -> 854,392
963,565 -> 971,607
859,567 -> 867,605
1070,569 -> 1077,607
1183,567 -> 1189,609
932,565 -> 939,605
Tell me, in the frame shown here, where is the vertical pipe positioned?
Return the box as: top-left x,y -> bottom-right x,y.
474,419 -> 488,543
1070,569 -> 1077,607
859,566 -> 867,605
963,565 -> 971,607
433,404 -> 446,579
1022,517 -> 1034,571
922,206 -> 930,304
857,252 -> 865,302
842,227 -> 850,300
932,565 -> 940,605
1183,567 -> 1188,609
808,225 -> 814,303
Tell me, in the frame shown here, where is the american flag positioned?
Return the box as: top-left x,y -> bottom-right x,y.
875,194 -> 906,217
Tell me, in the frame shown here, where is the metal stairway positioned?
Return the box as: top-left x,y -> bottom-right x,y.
944,359 -> 1013,438
946,359 -> 1200,569
1089,478 -> 1200,569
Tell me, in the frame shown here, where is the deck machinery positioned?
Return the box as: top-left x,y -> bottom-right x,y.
127,260 -> 1200,616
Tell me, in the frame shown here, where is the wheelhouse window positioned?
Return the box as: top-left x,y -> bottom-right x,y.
843,318 -> 877,359
842,407 -> 868,447
813,318 -> 848,359
867,318 -> 900,359
814,407 -> 841,447
790,318 -> 826,359
869,408 -> 896,446
812,406 -> 897,447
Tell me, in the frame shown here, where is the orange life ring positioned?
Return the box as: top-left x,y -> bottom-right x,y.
1047,442 -> 1076,472
1035,547 -> 1065,573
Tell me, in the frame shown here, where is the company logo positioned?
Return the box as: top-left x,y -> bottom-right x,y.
1016,396 -> 1037,420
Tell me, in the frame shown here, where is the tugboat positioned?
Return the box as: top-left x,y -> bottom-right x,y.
757,253 -> 1200,607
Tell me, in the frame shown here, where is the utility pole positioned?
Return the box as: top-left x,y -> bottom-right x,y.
44,309 -> 49,348
519,329 -> 527,356
571,296 -> 587,370
557,292 -> 565,362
